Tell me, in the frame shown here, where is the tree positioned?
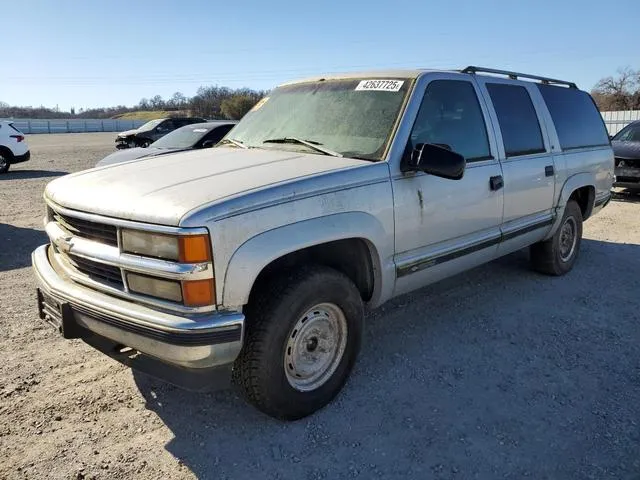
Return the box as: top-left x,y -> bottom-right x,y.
169,92 -> 187,109
591,67 -> 640,111
138,98 -> 150,110
149,95 -> 165,109
220,95 -> 260,120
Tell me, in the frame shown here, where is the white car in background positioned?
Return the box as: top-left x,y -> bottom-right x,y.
0,121 -> 30,173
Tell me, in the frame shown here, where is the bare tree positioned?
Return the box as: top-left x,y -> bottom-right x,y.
592,67 -> 640,110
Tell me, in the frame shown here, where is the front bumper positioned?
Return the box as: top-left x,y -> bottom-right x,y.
32,244 -> 244,389
12,150 -> 30,164
614,165 -> 640,189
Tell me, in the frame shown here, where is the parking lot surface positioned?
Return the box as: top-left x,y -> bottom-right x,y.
1,133 -> 639,479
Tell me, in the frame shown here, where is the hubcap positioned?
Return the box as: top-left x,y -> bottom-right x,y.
559,216 -> 577,262
284,303 -> 347,392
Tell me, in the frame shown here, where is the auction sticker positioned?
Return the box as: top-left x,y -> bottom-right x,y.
355,79 -> 404,92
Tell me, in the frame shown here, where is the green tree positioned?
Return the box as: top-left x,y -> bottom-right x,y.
220,95 -> 260,120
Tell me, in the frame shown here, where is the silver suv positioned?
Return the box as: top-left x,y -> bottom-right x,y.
33,66 -> 614,420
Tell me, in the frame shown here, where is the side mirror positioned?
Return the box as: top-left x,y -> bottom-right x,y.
407,143 -> 466,180
201,140 -> 215,148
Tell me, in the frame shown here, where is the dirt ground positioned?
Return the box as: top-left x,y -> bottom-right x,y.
1,133 -> 639,479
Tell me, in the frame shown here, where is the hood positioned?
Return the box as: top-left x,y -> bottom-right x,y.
117,128 -> 140,138
612,141 -> 640,160
45,147 -> 367,226
96,147 -> 180,167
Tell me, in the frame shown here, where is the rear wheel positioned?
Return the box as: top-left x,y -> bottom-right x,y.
0,148 -> 12,174
233,265 -> 364,420
530,200 -> 583,275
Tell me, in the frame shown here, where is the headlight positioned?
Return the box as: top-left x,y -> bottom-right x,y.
121,229 -> 215,307
121,229 -> 211,263
127,273 -> 183,302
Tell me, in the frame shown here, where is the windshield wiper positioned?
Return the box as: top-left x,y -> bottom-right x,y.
218,138 -> 248,149
262,137 -> 343,157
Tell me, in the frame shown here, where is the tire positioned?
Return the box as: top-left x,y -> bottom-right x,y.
0,148 -> 12,174
233,265 -> 364,420
530,200 -> 583,275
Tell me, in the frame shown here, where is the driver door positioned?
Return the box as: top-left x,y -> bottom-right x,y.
392,75 -> 504,296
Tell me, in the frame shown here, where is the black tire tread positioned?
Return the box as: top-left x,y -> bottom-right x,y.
530,200 -> 582,276
233,265 -> 362,420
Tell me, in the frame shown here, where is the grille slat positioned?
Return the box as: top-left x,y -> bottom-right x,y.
68,254 -> 124,288
54,213 -> 118,246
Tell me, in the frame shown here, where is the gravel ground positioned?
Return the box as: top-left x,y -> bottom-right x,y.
1,133 -> 639,480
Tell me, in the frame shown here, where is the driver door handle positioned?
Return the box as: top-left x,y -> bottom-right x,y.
490,175 -> 504,191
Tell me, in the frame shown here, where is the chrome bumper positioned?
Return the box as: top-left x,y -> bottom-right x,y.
32,245 -> 244,371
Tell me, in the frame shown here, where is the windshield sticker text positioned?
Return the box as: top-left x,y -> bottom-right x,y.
355,80 -> 404,92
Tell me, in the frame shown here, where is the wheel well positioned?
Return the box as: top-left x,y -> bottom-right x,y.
247,238 -> 375,307
0,145 -> 14,159
569,186 -> 595,220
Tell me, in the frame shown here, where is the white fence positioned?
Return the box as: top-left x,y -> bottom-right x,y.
2,118 -> 147,134
4,110 -> 640,136
601,111 -> 640,135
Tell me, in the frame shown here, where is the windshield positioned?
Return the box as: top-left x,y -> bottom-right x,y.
613,123 -> 640,142
227,78 -> 412,160
151,125 -> 211,149
138,119 -> 164,131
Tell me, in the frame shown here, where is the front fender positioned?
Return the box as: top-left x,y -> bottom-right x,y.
222,212 -> 395,308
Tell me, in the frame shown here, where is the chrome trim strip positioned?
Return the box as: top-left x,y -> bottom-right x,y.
45,196 -> 208,235
396,216 -> 554,277
46,222 -> 214,281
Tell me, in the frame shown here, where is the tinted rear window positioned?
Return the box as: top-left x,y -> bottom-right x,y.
538,84 -> 609,150
487,83 -> 545,157
9,123 -> 23,134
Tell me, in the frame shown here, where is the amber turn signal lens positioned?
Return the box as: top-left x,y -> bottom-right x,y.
182,279 -> 215,307
178,235 -> 211,263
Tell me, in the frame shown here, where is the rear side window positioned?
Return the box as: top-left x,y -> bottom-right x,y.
487,83 -> 545,157
538,84 -> 609,150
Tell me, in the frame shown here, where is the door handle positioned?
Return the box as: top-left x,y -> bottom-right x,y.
489,175 -> 504,191
545,165 -> 555,177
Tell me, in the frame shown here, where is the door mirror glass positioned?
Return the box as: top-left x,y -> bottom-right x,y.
201,139 -> 215,148
409,143 -> 466,180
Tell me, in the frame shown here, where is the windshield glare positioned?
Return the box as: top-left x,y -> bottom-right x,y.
227,78 -> 411,160
152,125 -> 210,149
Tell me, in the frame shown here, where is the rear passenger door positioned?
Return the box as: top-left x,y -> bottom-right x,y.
477,79 -> 556,252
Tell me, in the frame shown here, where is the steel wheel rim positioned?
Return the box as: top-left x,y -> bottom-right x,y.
559,216 -> 577,262
284,302 -> 348,392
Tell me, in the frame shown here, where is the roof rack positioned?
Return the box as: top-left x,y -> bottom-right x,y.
461,66 -> 577,89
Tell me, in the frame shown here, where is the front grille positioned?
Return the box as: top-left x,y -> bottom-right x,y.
67,254 -> 124,288
616,176 -> 640,184
53,212 -> 118,246
615,158 -> 640,168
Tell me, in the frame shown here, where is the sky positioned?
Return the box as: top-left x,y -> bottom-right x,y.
1,0 -> 638,111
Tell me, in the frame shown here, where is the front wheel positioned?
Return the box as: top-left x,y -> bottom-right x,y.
233,265 -> 364,420
530,199 -> 583,275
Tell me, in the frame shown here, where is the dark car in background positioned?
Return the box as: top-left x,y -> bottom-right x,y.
99,121 -> 236,166
612,120 -> 640,190
115,117 -> 206,149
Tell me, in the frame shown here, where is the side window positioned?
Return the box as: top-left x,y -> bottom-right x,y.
409,80 -> 491,161
486,83 -> 545,157
538,84 -> 609,150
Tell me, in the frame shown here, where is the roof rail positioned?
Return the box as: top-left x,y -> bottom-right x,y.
461,66 -> 577,89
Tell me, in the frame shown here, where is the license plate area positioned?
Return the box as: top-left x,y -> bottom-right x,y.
37,289 -> 81,339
